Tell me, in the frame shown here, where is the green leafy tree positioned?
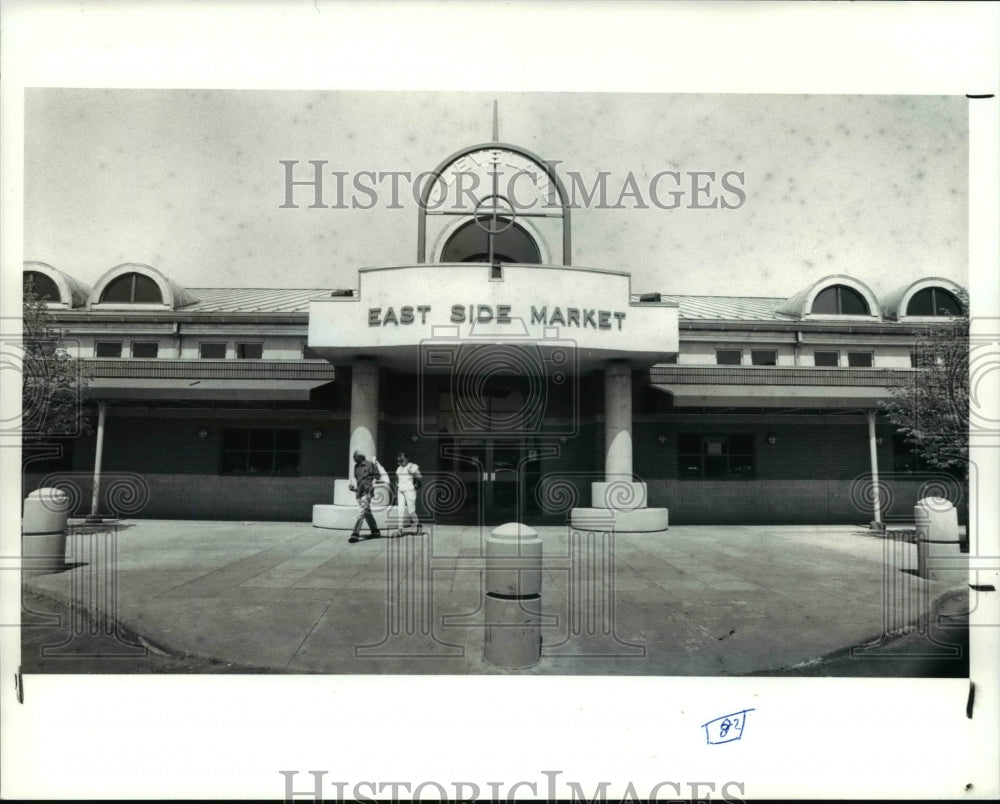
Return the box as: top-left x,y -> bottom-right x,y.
880,290 -> 969,522
22,278 -> 90,454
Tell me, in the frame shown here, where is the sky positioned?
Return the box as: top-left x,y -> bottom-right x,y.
24,89 -> 967,299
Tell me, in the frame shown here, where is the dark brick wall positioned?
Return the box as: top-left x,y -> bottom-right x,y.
647,478 -> 958,525
61,415 -> 350,477
25,406 -> 946,524
22,473 -> 958,525
633,417 -> 896,481
24,472 -> 330,521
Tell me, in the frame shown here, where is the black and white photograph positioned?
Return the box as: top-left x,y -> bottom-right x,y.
2,1 -> 998,801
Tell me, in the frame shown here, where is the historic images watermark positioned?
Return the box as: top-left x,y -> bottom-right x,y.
279,770 -> 747,803
279,161 -> 747,211
1,321 -> 86,445
18,520 -> 148,661
358,324 -> 645,661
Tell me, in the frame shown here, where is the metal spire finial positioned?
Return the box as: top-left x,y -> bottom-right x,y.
492,100 -> 499,142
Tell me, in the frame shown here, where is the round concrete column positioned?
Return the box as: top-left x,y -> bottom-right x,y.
348,359 -> 379,476
604,361 -> 633,478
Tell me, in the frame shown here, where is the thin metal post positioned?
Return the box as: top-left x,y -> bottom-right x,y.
866,409 -> 882,527
89,401 -> 107,519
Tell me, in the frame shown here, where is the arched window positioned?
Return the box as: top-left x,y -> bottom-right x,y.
906,287 -> 961,316
23,271 -> 61,302
440,219 -> 542,264
100,272 -> 163,304
811,284 -> 870,315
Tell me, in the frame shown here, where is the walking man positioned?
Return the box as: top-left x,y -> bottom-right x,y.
348,449 -> 388,543
395,452 -> 424,536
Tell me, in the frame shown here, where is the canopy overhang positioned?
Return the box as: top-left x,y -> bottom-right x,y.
652,383 -> 893,409
86,378 -> 332,401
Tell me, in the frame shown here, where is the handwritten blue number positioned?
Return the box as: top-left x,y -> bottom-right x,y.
719,718 -> 732,738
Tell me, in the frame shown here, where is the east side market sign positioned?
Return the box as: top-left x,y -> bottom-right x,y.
369,304 -> 627,330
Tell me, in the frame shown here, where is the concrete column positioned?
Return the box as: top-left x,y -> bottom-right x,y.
88,401 -> 107,520
865,409 -> 882,528
348,359 -> 379,477
604,361 -> 633,479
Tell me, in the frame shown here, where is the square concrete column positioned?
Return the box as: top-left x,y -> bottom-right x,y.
348,359 -> 380,477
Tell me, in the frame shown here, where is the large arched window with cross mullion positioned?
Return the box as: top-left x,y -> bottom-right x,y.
418,142 -> 572,265
99,272 -> 163,304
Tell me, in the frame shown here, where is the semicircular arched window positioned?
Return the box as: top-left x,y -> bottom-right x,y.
440,219 -> 541,264
906,287 -> 961,316
100,272 -> 163,304
811,284 -> 870,315
23,271 -> 61,302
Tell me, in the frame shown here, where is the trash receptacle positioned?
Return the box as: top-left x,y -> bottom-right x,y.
484,522 -> 542,668
914,497 -> 963,583
22,488 -> 70,572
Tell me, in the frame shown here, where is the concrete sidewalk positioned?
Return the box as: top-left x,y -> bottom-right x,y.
21,520 -> 969,675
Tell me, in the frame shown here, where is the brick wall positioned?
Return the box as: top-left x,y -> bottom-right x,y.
647,478 -> 960,524
24,472 -> 330,521
61,416 -> 350,477
633,417 -> 896,481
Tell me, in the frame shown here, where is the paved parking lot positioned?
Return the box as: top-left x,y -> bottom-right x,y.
21,520 -> 969,675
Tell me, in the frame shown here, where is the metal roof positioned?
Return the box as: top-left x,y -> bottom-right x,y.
172,287 -> 952,325
658,294 -> 792,321
177,287 -> 793,320
181,288 -> 329,313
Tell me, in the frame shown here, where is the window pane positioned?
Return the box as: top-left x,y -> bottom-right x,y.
730,458 -> 755,477
132,274 -> 163,303
848,352 -> 873,367
811,287 -> 838,314
751,350 -> 776,366
909,287 -> 961,316
729,434 -> 754,454
678,457 -> 702,477
906,287 -> 935,316
237,343 -> 263,359
704,456 -> 727,477
932,289 -> 961,316
101,275 -> 133,303
131,342 -> 158,358
704,438 -> 726,456
274,429 -> 299,450
814,351 -> 839,367
274,452 -> 300,475
199,343 -> 226,359
677,433 -> 701,454
716,350 -> 742,365
247,451 -> 274,473
248,429 -> 274,450
222,428 -> 301,476
223,429 -> 248,450
221,451 -> 246,473
838,286 -> 869,315
95,341 -> 122,358
24,272 -> 60,301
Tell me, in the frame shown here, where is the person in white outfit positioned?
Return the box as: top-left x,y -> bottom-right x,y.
395,452 -> 423,536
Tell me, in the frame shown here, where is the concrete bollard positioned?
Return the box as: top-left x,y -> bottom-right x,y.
483,522 -> 542,668
914,497 -> 963,583
22,488 -> 71,573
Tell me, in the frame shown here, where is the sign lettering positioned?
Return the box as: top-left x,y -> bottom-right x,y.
367,304 -> 627,330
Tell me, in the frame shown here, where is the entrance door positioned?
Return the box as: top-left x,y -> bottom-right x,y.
441,440 -> 543,525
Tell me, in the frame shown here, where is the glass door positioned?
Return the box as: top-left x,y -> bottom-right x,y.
439,439 -> 544,525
